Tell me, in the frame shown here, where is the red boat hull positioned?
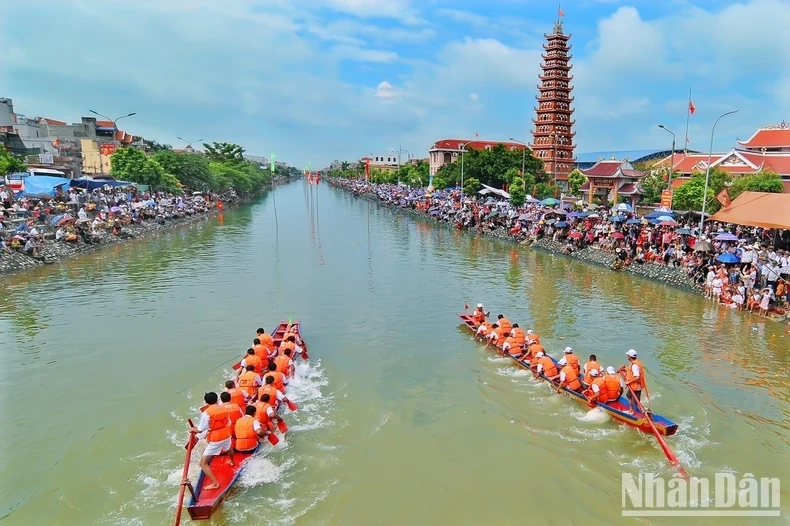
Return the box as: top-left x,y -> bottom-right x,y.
458,314 -> 678,437
185,320 -> 302,521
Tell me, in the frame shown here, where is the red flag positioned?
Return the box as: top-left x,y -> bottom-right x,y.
689,101 -> 696,114
464,303 -> 469,310
559,7 -> 564,17
716,188 -> 731,208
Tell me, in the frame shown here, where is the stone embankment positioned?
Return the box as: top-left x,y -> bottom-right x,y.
0,176 -> 295,276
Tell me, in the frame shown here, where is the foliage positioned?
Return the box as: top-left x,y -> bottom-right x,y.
463,177 -> 481,196
729,170 -> 784,200
509,177 -> 526,207
152,150 -> 216,191
397,160 -> 430,187
566,169 -> 587,196
111,147 -> 181,192
0,145 -> 26,175
142,139 -> 172,152
672,167 -> 732,213
640,167 -> 668,205
433,143 -> 547,191
203,142 -> 245,165
533,182 -> 557,200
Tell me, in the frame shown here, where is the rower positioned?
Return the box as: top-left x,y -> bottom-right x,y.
256,328 -> 275,352
621,349 -> 646,412
563,347 -> 580,376
239,348 -> 264,376
496,314 -> 512,332
511,324 -> 526,348
279,335 -> 296,358
472,303 -> 488,326
556,357 -> 582,393
532,351 -> 559,381
603,366 -> 624,403
234,406 -> 267,453
252,339 -> 267,361
582,354 -> 602,386
521,340 -> 544,361
526,329 -> 540,344
487,323 -> 507,347
237,365 -> 262,399
501,332 -> 522,356
274,348 -> 295,377
219,391 -> 244,430
585,369 -> 607,403
475,320 -> 493,338
263,361 -> 288,393
257,374 -> 285,412
225,379 -> 248,408
252,393 -> 277,433
189,392 -> 235,490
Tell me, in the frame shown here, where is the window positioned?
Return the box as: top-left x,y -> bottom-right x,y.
485,145 -> 492,151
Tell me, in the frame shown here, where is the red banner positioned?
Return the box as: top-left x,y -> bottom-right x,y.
716,188 -> 731,208
660,189 -> 673,209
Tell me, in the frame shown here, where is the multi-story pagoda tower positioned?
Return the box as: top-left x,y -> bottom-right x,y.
531,19 -> 576,185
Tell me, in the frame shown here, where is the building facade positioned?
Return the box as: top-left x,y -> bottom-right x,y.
427,139 -> 528,177
579,159 -> 646,206
656,123 -> 790,192
530,21 -> 576,185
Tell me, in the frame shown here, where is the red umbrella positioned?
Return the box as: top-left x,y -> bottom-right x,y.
659,220 -> 677,226
611,232 -> 625,239
568,231 -> 583,239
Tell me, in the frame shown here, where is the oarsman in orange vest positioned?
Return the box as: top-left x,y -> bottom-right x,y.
584,369 -> 607,404
263,361 -> 288,392
253,393 -> 279,432
279,336 -> 296,359
237,365 -> 262,398
501,333 -> 522,356
532,351 -> 559,380
475,321 -> 493,338
521,340 -> 544,361
563,347 -> 580,376
510,324 -> 526,348
556,357 -> 582,393
582,355 -> 602,386
275,348 -> 295,377
234,406 -> 267,452
256,328 -> 275,352
602,366 -> 624,403
225,379 -> 248,407
621,349 -> 646,412
189,392 -> 235,490
258,375 -> 285,411
472,303 -> 488,326
496,314 -> 512,333
486,323 -> 507,346
526,329 -> 540,344
219,391 -> 244,432
252,339 -> 268,361
239,348 -> 263,375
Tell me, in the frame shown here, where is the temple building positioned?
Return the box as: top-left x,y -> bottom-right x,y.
530,20 -> 576,186
578,159 -> 646,206
656,122 -> 790,192
427,138 -> 528,177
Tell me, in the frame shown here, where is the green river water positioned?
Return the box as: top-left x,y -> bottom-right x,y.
1,181 -> 788,525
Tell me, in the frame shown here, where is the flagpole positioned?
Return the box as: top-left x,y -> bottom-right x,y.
683,87 -> 692,154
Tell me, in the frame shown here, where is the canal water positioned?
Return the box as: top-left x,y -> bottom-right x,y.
1,181 -> 788,525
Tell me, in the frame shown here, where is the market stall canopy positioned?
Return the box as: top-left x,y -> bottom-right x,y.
707,192 -> 790,230
14,176 -> 70,198
70,178 -> 133,191
478,184 -> 511,199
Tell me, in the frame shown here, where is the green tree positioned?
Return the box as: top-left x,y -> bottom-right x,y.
566,169 -> 587,196
639,168 -> 667,205
672,176 -> 712,212
463,177 -> 481,195
152,150 -> 217,191
509,177 -> 526,207
729,170 -> 784,200
504,167 -> 520,186
142,139 -> 172,152
111,147 -> 181,192
433,143 -> 546,190
0,145 -> 26,174
203,142 -> 245,165
533,182 -> 556,200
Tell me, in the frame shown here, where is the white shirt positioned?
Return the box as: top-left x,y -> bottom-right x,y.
78,208 -> 88,219
590,382 -> 601,394
29,227 -> 39,237
630,362 -> 641,379
239,369 -> 262,387
559,369 -> 569,382
252,419 -> 262,433
0,190 -> 8,201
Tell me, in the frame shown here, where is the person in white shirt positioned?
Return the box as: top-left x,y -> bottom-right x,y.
77,207 -> 88,220
189,392 -> 235,490
711,276 -> 723,298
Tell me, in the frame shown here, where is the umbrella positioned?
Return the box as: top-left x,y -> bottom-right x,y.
656,215 -> 674,222
614,203 -> 633,212
518,213 -> 530,220
555,221 -> 569,228
57,216 -> 74,226
611,232 -> 625,239
540,198 -> 560,206
568,231 -> 583,239
693,241 -> 715,252
626,218 -> 641,225
525,197 -> 540,204
587,213 -> 600,219
553,209 -> 568,215
110,206 -> 121,213
76,218 -> 91,224
586,203 -> 600,209
659,220 -> 678,226
609,215 -> 625,222
716,253 -> 740,264
645,211 -> 674,219
566,212 -> 580,218
715,232 -> 739,241
676,228 -> 693,235
577,211 -> 591,218
50,214 -> 65,226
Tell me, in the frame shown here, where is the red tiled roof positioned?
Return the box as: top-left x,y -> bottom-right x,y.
429,139 -> 528,151
736,125 -> 790,149
618,183 -> 643,194
40,118 -> 67,126
96,120 -> 114,127
580,160 -> 621,176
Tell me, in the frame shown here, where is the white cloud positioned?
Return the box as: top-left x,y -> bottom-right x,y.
375,81 -> 398,99
332,45 -> 398,62
469,93 -> 479,101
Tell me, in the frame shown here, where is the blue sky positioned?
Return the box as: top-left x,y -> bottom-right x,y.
2,0 -> 789,168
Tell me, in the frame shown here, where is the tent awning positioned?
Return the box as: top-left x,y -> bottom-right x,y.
478,184 -> 511,200
707,191 -> 790,230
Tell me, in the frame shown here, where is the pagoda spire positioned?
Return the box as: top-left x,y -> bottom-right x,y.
531,12 -> 575,185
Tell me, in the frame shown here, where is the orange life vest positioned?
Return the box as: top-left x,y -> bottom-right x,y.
503,336 -> 521,355
583,361 -> 600,384
274,355 -> 292,374
258,333 -> 274,350
279,340 -> 296,357
603,374 -> 622,402
205,404 -> 232,443
253,344 -> 267,361
263,371 -> 285,392
244,354 -> 263,374
536,356 -> 558,377
253,400 -> 275,430
497,318 -> 512,332
512,328 -> 526,347
224,402 -> 243,431
492,327 -> 507,344
527,343 -> 544,359
560,365 -> 582,391
472,308 -> 486,325
226,387 -> 246,408
258,383 -> 281,409
238,370 -> 259,397
625,359 -> 646,391
477,322 -> 493,336
590,376 -> 607,401
528,333 -> 541,345
565,354 -> 580,376
234,415 -> 259,451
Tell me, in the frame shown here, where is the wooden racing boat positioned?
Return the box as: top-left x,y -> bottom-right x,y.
458,314 -> 678,437
176,320 -> 304,524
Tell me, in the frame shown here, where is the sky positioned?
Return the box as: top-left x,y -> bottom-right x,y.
2,0 -> 789,168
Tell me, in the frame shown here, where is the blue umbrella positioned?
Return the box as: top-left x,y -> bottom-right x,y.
614,203 -> 633,212
626,218 -> 642,225
656,215 -> 674,222
676,228 -> 693,235
645,211 -> 674,219
716,253 -> 740,264
567,212 -> 580,218
578,211 -> 591,218
555,221 -> 569,228
50,214 -> 65,226
609,215 -> 625,222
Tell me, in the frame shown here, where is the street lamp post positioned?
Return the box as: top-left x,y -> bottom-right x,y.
700,109 -> 739,231
89,109 -> 136,130
658,124 -> 676,190
508,137 -> 527,191
460,142 -> 470,199
176,136 -> 204,149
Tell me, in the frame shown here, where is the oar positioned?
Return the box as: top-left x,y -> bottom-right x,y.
267,431 -> 280,446
175,419 -> 197,526
277,419 -> 288,433
285,399 -> 298,411
619,371 -> 688,479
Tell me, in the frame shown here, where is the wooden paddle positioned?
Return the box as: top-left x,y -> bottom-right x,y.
277,419 -> 288,433
267,431 -> 280,445
175,419 -> 197,525
285,399 -> 298,411
618,371 -> 688,479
